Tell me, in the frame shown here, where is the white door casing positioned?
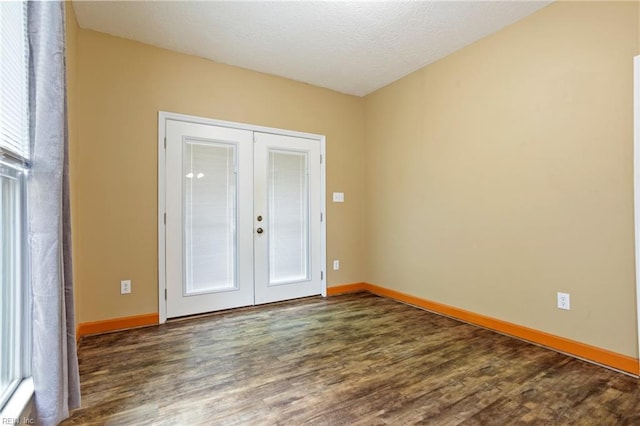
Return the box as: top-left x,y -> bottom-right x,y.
158,112 -> 326,322
633,55 -> 640,370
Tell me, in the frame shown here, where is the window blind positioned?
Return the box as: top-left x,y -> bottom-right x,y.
0,1 -> 29,163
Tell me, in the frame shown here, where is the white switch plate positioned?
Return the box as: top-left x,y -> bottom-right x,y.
121,280 -> 132,294
333,192 -> 344,203
333,260 -> 340,270
557,292 -> 570,310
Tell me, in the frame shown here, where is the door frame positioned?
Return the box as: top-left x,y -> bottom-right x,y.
634,56 -> 640,371
157,111 -> 327,324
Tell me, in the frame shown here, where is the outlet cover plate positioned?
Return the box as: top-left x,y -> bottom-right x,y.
557,292 -> 570,310
121,280 -> 132,294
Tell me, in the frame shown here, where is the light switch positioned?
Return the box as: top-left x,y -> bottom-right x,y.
333,192 -> 344,203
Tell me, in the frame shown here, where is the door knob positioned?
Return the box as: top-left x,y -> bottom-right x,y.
257,215 -> 263,222
256,227 -> 264,234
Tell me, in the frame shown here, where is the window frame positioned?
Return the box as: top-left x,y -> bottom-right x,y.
0,160 -> 31,417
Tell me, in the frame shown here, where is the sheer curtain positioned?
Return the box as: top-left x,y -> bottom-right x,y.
27,1 -> 81,425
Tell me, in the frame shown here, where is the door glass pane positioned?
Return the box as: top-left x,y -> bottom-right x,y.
183,140 -> 237,295
268,150 -> 309,285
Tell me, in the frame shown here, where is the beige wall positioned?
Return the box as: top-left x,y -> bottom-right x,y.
73,29 -> 365,323
364,1 -> 640,357
70,1 -> 640,358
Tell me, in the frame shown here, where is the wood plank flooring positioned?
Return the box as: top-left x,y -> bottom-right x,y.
62,293 -> 640,425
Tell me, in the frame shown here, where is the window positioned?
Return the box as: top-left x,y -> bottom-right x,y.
0,0 -> 30,412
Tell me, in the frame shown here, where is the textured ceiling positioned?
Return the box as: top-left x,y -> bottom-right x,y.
72,1 -> 553,97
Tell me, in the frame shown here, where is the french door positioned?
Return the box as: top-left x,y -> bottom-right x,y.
253,132 -> 322,305
163,117 -> 323,319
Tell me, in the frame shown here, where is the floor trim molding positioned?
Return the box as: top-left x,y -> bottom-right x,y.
328,282 -> 638,375
327,283 -> 367,295
74,284 -> 638,375
76,313 -> 159,341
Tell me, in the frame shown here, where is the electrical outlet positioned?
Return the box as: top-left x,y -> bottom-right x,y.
333,260 -> 340,270
557,292 -> 570,310
121,280 -> 132,294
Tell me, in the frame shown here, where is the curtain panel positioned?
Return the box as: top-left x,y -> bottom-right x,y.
27,1 -> 81,424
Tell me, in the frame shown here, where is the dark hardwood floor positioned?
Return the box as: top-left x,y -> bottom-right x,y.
62,293 -> 640,425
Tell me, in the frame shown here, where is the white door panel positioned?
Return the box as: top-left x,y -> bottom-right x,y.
253,132 -> 322,304
166,120 -> 254,317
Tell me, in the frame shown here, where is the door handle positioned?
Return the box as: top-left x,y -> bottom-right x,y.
256,227 -> 264,234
